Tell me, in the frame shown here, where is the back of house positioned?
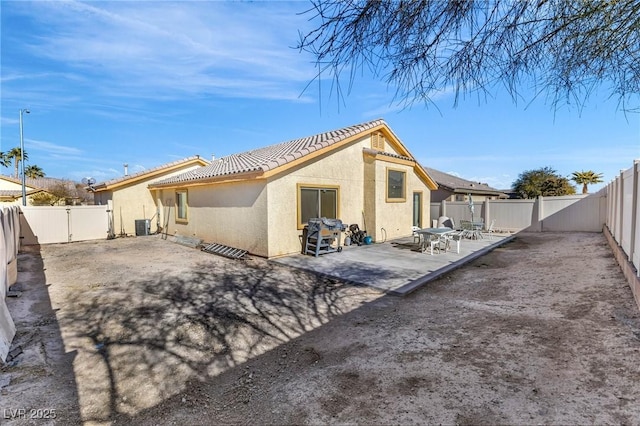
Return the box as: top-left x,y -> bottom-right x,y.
149,119 -> 437,258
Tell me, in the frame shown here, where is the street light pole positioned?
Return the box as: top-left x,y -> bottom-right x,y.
19,109 -> 30,206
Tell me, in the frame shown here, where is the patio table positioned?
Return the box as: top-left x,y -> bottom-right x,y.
416,227 -> 456,254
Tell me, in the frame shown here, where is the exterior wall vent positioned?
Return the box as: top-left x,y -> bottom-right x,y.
371,132 -> 385,150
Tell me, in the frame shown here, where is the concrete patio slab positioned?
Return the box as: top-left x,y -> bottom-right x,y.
272,233 -> 515,295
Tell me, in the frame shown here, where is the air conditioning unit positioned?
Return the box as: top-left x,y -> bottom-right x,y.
135,219 -> 150,236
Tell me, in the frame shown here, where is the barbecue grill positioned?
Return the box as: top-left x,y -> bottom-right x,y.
303,218 -> 345,257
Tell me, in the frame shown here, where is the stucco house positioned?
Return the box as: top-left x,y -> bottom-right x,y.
148,119 -> 438,258
0,176 -> 84,205
424,167 -> 507,203
0,176 -> 41,203
92,156 -> 209,236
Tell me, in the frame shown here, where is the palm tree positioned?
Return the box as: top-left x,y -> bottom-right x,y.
571,170 -> 604,194
25,164 -> 45,178
0,152 -> 9,168
7,147 -> 28,179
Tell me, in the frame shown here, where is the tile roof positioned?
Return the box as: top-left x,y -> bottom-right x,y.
424,167 -> 506,195
362,147 -> 414,162
0,175 -> 79,196
93,155 -> 208,190
26,177 -> 77,193
152,119 -> 390,186
0,189 -> 32,198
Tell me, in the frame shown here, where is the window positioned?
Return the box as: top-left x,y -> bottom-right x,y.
176,190 -> 188,222
386,169 -> 406,201
371,132 -> 385,150
298,185 -> 338,227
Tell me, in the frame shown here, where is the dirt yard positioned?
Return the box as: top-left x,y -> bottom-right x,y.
3,232 -> 640,425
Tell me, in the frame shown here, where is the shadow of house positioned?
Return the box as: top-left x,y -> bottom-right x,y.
4,245 -> 81,423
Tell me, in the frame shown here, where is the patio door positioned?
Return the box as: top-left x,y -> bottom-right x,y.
413,192 -> 422,228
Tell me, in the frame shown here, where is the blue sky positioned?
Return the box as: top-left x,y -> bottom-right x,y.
1,1 -> 638,192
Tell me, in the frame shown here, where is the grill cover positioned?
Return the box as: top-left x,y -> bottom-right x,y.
307,218 -> 344,232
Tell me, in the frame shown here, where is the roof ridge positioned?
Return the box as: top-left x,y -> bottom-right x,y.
424,166 -> 504,192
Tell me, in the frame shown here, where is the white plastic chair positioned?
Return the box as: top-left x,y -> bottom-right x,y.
483,219 -> 496,240
412,226 -> 422,244
445,231 -> 463,254
426,234 -> 445,255
459,220 -> 473,239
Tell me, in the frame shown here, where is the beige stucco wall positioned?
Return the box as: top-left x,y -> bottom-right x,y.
265,134 -> 431,257
95,165 -> 203,236
0,180 -> 28,191
266,141 -> 369,258
372,160 -> 431,240
157,180 -> 270,256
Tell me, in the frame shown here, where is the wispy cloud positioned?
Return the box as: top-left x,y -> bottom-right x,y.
10,1 -> 316,104
26,139 -> 84,156
71,168 -> 122,183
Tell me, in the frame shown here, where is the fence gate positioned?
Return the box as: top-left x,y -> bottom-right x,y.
20,205 -> 110,245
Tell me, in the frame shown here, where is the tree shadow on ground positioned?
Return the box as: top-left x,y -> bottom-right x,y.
59,258 -> 381,423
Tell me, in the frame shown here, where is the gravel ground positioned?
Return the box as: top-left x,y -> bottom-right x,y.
2,231 -> 640,425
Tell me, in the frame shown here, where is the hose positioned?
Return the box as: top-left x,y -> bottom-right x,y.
378,227 -> 387,243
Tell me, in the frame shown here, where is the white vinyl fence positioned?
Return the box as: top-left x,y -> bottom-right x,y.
20,205 -> 111,245
0,206 -> 20,362
431,193 -> 607,233
606,160 -> 640,275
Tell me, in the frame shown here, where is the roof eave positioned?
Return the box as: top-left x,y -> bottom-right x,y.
149,170 -> 265,189
94,158 -> 209,192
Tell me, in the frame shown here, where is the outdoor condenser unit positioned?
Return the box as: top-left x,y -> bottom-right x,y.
135,219 -> 150,236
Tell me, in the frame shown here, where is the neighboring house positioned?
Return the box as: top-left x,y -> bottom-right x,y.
424,167 -> 507,203
499,189 -> 520,199
0,176 -> 40,203
148,119 -> 438,258
92,156 -> 209,236
0,175 -> 82,205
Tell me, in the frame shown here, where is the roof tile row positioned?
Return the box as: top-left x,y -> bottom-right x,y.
153,119 -> 387,186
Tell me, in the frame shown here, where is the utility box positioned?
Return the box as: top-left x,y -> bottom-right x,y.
135,219 -> 150,236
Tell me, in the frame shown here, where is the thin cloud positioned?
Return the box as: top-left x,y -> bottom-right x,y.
15,1 -> 316,102
26,139 -> 84,156
71,168 -> 123,183
0,116 -> 19,126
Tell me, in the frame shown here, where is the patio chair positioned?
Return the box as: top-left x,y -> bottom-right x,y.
483,219 -> 496,240
412,226 -> 422,244
459,220 -> 473,238
425,234 -> 447,255
445,231 -> 463,254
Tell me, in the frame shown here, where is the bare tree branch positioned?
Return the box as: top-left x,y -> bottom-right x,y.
298,0 -> 640,111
